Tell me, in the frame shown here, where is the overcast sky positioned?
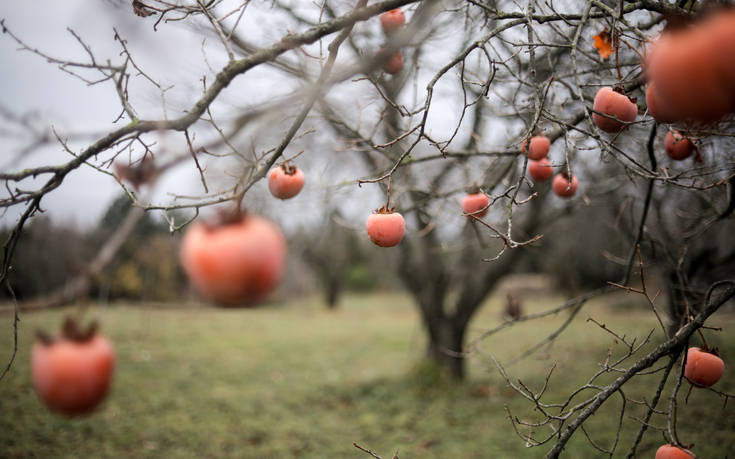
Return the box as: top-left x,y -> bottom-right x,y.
0,2 -> 207,227
0,1 -> 514,236
0,1 -> 395,232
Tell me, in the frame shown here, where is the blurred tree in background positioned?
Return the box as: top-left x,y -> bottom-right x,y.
92,194 -> 183,301
0,217 -> 91,301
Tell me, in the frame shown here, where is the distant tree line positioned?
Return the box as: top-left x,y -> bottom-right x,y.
0,195 -> 401,305
2,192 -> 638,306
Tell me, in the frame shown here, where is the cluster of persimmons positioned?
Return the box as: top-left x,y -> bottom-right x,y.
27,12 -> 728,459
655,347 -> 725,458
376,9 -> 406,75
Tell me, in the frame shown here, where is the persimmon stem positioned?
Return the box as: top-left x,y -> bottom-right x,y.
696,328 -> 709,350
385,174 -> 392,210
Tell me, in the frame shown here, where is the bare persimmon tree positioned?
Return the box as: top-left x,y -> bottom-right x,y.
2,0 -> 735,457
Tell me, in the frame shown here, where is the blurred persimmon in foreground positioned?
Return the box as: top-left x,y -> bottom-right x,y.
644,9 -> 735,124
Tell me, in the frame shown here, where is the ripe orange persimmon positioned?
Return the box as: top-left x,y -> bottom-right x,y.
552,173 -> 578,198
708,9 -> 735,85
380,9 -> 405,34
684,347 -> 725,387
664,131 -> 694,160
180,213 -> 286,305
528,158 -> 553,182
644,10 -> 735,123
646,83 -> 678,124
647,32 -> 732,123
268,163 -> 304,199
377,49 -> 403,74
462,192 -> 489,218
366,208 -> 405,247
655,444 -> 694,459
592,87 -> 637,133
32,319 -> 115,417
521,135 -> 551,160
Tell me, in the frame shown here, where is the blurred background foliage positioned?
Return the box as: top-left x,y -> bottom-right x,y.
1,190 -> 636,306
0,193 -> 404,305
3,184 -> 732,314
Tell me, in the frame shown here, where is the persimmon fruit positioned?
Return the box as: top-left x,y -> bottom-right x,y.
643,9 -> 735,123
552,173 -> 578,198
180,213 -> 286,305
268,163 -> 304,199
521,135 -> 551,160
646,83 -> 678,124
366,208 -> 405,247
462,192 -> 490,218
31,319 -> 115,417
647,31 -> 732,123
655,444 -> 694,459
528,158 -> 553,182
664,131 -> 694,160
684,347 -> 724,387
380,9 -> 405,34
378,49 -> 403,75
709,9 -> 735,85
592,87 -> 637,133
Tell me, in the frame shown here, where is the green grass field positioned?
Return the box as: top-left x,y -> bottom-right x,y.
1,292 -> 733,458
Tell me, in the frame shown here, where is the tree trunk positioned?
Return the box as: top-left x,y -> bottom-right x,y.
665,270 -> 690,336
419,295 -> 467,381
302,250 -> 343,310
423,308 -> 466,380
325,272 -> 340,309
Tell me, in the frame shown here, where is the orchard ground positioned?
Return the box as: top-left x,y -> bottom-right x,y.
1,292 -> 733,458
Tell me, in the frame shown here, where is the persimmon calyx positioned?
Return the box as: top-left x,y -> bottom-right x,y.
609,86 -> 637,104
202,205 -> 251,230
280,162 -> 298,175
36,317 -> 100,346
